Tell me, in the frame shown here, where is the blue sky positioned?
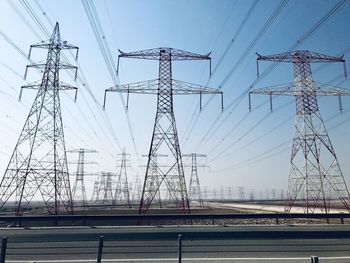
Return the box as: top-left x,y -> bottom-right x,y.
0,0 -> 349,199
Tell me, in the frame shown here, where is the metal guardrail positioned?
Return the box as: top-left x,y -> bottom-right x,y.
0,233 -> 324,263
0,212 -> 349,225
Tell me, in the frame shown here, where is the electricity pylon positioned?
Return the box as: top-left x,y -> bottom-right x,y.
98,172 -> 115,205
183,153 -> 206,207
115,148 -> 131,207
249,50 -> 350,213
104,47 -> 223,214
132,174 -> 142,204
140,153 -> 168,208
69,148 -> 97,206
91,181 -> 99,203
0,23 -> 78,215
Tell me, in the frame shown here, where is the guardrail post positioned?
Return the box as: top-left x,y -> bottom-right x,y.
178,234 -> 182,263
97,235 -> 104,263
311,255 -> 318,263
0,237 -> 8,263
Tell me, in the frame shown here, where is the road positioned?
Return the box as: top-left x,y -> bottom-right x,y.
1,225 -> 350,262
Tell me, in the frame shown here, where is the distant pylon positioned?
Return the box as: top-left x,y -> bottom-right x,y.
140,153 -> 168,208
132,174 -> 142,204
104,47 -> 223,214
183,153 -> 206,207
238,186 -> 245,200
0,23 -> 78,215
115,148 -> 131,207
91,181 -> 99,203
250,50 -> 350,213
69,148 -> 97,206
98,172 -> 115,205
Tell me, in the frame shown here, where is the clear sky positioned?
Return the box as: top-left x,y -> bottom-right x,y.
0,0 -> 349,200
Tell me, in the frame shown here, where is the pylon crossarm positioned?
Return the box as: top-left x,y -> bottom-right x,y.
172,79 -> 223,110
19,81 -> 78,101
171,79 -> 221,95
105,79 -> 222,95
106,79 -> 159,94
25,63 -> 78,80
250,83 -> 295,96
256,50 -> 347,78
249,82 -> 350,111
118,47 -> 210,61
313,82 -> 350,96
257,50 -> 345,63
250,82 -> 350,96
28,42 -> 79,60
249,83 -> 294,111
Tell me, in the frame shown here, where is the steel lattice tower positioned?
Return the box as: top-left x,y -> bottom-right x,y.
140,153 -> 168,208
249,50 -> 350,213
0,23 -> 78,215
91,181 -> 99,203
69,148 -> 96,206
132,174 -> 142,204
115,148 -> 131,207
104,47 -> 223,214
184,154 -> 206,207
97,172 -> 115,205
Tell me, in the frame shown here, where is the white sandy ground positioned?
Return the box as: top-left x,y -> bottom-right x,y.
206,202 -> 348,213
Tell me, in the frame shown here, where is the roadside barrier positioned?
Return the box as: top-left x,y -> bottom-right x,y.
0,212 -> 349,227
0,234 -> 326,263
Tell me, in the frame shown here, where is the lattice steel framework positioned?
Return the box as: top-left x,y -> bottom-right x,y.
0,23 -> 78,215
97,172 -> 115,205
115,148 -> 131,207
184,153 -> 206,207
104,47 -> 223,214
249,50 -> 350,213
91,181 -> 99,203
132,174 -> 142,204
69,148 -> 96,206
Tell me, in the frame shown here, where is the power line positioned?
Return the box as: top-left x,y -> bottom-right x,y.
188,0 -> 349,153
81,0 -> 140,163
182,1 -> 289,149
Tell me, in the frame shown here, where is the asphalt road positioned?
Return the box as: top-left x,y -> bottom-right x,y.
1,225 -> 350,262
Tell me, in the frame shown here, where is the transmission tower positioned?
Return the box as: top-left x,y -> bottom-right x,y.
183,153 -> 206,207
104,47 -> 223,214
69,148 -> 97,206
132,174 -> 142,204
91,181 -> 99,203
115,148 -> 131,207
249,50 -> 350,213
140,154 -> 168,208
0,23 -> 78,215
97,172 -> 115,205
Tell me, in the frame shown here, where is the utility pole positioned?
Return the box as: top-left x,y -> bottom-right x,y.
115,148 -> 131,207
104,47 -> 223,214
68,148 -> 97,207
184,154 -> 206,207
249,50 -> 350,213
0,23 -> 78,215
